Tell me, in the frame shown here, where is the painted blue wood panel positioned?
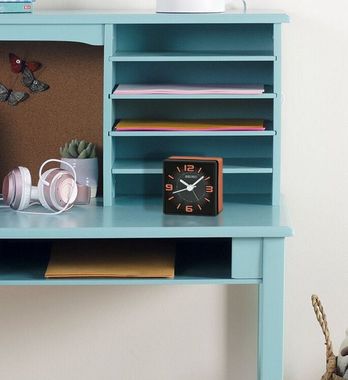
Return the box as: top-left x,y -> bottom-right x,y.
110,52 -> 276,62
258,238 -> 285,380
110,130 -> 276,137
0,24 -> 103,45
115,24 -> 274,53
112,158 -> 273,175
103,24 -> 116,206
231,238 -> 263,279
272,24 -> 282,205
110,99 -> 274,121
0,198 -> 292,239
111,94 -> 276,100
0,278 -> 261,286
0,11 -> 289,25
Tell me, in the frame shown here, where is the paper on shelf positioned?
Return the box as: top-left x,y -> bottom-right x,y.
115,119 -> 265,131
45,240 -> 175,278
114,84 -> 265,95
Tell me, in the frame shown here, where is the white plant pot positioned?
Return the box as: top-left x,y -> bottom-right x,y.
61,158 -> 98,198
157,0 -> 225,13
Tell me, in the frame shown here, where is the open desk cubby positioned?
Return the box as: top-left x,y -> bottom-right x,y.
0,11 -> 291,380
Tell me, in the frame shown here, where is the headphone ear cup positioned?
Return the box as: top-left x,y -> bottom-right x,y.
2,172 -> 15,206
54,171 -> 78,208
11,167 -> 32,211
18,167 -> 32,210
38,168 -> 78,212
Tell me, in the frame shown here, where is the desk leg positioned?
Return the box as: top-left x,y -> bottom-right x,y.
258,238 -> 285,380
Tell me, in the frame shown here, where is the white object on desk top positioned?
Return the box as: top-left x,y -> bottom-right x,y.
157,0 -> 225,13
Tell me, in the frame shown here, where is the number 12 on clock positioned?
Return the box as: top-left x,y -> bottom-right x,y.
163,156 -> 223,216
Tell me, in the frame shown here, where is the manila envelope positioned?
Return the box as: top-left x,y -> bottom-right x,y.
45,239 -> 175,278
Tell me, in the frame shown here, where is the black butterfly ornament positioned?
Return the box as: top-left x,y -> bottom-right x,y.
22,67 -> 49,93
0,83 -> 29,106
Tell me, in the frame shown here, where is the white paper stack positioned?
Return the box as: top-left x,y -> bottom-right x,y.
114,84 -> 265,96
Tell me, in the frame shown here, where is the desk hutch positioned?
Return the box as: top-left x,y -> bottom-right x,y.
0,11 -> 291,380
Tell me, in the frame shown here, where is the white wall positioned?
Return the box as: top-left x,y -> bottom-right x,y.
1,1 -> 348,379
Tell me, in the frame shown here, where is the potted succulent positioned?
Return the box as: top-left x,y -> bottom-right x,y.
59,139 -> 98,198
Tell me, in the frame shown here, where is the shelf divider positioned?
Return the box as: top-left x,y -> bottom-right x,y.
112,158 -> 273,175
110,51 -> 276,62
110,93 -> 276,100
0,278 -> 261,286
109,130 -> 275,137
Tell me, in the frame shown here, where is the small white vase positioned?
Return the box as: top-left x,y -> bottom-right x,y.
157,0 -> 225,13
61,158 -> 98,198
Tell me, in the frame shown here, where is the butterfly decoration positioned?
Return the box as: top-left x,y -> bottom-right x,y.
9,53 -> 42,74
0,83 -> 29,106
22,67 -> 49,93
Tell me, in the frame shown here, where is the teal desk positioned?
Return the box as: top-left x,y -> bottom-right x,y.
0,11 -> 291,380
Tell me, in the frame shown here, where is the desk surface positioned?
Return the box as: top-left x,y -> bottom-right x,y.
0,10 -> 289,24
0,197 -> 292,239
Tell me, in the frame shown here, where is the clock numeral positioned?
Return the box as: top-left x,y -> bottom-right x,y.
206,185 -> 214,193
165,183 -> 173,192
185,205 -> 193,213
184,164 -> 194,172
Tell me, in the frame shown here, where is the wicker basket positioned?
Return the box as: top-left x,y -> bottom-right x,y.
312,295 -> 344,380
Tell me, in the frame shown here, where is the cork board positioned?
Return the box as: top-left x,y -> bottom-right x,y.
0,42 -> 103,193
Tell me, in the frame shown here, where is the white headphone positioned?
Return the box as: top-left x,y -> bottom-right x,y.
1,159 -> 91,215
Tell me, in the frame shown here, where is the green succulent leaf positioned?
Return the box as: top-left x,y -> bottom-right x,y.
78,149 -> 88,159
78,140 -> 87,154
60,143 -> 71,158
85,143 -> 93,157
68,142 -> 78,158
90,145 -> 97,158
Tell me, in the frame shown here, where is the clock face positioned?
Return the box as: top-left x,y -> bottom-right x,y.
163,160 -> 218,215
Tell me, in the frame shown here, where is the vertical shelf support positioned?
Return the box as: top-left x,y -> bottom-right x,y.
103,24 -> 117,206
272,24 -> 282,205
258,238 -> 285,380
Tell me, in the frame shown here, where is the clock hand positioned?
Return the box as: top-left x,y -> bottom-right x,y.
192,190 -> 200,201
180,178 -> 203,192
172,185 -> 197,195
172,188 -> 190,195
191,176 -> 204,187
179,179 -> 191,188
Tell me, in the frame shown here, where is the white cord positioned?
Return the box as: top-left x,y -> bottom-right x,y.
16,159 -> 78,216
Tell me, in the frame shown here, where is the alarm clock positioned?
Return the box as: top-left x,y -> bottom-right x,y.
163,156 -> 223,216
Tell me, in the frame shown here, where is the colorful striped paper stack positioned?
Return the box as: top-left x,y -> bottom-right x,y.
115,120 -> 266,132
